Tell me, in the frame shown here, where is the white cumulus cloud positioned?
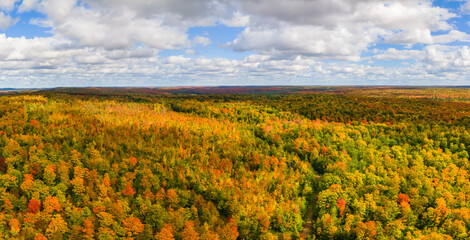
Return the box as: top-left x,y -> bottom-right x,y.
0,0 -> 19,12
229,0 -> 459,59
0,11 -> 16,29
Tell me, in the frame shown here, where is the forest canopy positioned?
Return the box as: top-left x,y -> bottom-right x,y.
0,87 -> 469,240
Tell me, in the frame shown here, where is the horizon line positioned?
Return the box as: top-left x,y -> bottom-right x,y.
3,85 -> 470,90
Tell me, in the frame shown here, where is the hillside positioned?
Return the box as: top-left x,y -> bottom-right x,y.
0,87 -> 470,239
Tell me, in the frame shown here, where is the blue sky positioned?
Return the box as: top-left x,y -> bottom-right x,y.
0,0 -> 470,87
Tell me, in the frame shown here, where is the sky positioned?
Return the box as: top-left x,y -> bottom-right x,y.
0,0 -> 470,87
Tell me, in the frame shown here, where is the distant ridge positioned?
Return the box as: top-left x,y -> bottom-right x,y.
0,88 -> 42,95
0,88 -> 44,91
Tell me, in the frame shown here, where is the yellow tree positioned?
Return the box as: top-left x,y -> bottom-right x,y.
10,218 -> 20,236
46,214 -> 68,240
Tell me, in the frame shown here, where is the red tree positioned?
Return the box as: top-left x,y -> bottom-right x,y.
28,199 -> 41,214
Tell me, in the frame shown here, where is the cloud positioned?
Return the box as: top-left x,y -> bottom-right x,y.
219,11 -> 250,27
229,0 -> 458,59
23,0 -> 249,51
355,1 -> 454,31
386,29 -> 434,44
432,30 -> 470,44
12,0 -> 467,59
0,0 -> 19,12
0,0 -> 469,87
33,0 -> 191,50
370,44 -> 470,81
0,47 -> 469,87
372,48 -> 421,60
82,0 -> 217,23
419,45 -> 470,73
462,0 -> 470,14
235,0 -> 352,27
18,0 -> 37,12
0,11 -> 17,29
0,34 -> 79,62
185,49 -> 196,55
193,36 -> 211,47
229,24 -> 380,61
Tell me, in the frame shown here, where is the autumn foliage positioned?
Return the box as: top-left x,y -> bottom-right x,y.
123,217 -> 144,237
27,199 -> 41,214
156,224 -> 175,240
0,87 -> 470,239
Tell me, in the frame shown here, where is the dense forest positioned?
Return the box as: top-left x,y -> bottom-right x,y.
1,87 -> 470,239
